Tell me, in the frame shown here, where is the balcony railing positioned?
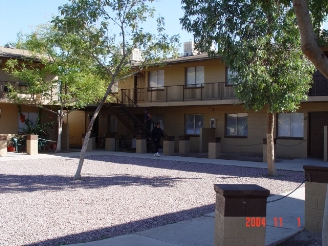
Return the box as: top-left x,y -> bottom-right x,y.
309,71 -> 328,96
121,82 -> 237,104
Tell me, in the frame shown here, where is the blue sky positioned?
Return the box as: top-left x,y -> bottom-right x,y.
0,0 -> 193,52
0,0 -> 327,52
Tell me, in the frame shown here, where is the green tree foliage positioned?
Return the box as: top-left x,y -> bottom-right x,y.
51,0 -> 179,179
180,0 -> 314,175
4,25 -> 107,152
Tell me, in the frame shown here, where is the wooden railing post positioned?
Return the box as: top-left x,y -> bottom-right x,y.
165,86 -> 168,102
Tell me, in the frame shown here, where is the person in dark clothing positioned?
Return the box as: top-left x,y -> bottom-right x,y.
151,122 -> 165,157
144,109 -> 152,138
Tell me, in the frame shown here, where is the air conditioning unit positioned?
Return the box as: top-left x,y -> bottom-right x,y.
130,48 -> 143,62
183,41 -> 198,56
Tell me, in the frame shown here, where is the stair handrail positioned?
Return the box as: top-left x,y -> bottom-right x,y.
110,92 -> 150,136
121,90 -> 169,137
112,91 -> 168,137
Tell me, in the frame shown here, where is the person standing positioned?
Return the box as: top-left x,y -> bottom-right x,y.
151,122 -> 165,157
144,108 -> 152,138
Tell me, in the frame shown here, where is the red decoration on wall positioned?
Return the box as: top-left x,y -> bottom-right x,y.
19,114 -> 26,123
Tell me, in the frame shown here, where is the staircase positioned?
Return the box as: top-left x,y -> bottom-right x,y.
108,92 -> 155,152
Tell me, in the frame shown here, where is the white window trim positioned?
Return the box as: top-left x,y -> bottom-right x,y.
185,114 -> 203,135
149,70 -> 164,89
277,113 -> 304,138
225,113 -> 248,137
186,66 -> 204,87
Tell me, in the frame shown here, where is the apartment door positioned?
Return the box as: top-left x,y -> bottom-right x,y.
309,112 -> 328,158
67,110 -> 85,147
134,74 -> 145,103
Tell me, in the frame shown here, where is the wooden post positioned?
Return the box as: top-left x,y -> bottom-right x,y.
105,132 -> 116,151
26,135 -> 38,155
303,165 -> 328,232
136,135 -> 147,153
208,137 -> 221,159
214,184 -> 270,246
179,136 -> 190,154
163,136 -> 175,155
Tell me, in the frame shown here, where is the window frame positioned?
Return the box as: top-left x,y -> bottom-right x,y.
277,113 -> 304,139
185,66 -> 204,88
148,70 -> 165,91
225,113 -> 248,138
185,114 -> 204,136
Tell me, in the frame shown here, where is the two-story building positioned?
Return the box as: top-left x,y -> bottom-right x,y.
0,45 -> 57,145
83,43 -> 328,160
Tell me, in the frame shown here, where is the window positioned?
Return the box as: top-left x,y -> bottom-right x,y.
186,66 -> 204,87
149,70 -> 164,89
185,114 -> 203,135
226,67 -> 238,86
18,112 -> 38,133
278,113 -> 304,138
225,113 -> 248,137
112,81 -> 118,93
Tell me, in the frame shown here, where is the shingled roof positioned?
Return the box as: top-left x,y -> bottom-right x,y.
0,46 -> 40,61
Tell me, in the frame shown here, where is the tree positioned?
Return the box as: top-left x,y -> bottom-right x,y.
182,0 -> 328,242
292,0 -> 328,78
51,0 -> 179,179
291,1 -> 328,244
181,0 -> 314,176
4,26 -> 107,152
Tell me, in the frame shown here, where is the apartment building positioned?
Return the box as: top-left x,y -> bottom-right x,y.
0,46 -> 57,144
86,43 -> 328,159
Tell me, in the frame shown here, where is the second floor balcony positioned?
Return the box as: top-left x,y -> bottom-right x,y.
119,76 -> 328,106
121,82 -> 237,106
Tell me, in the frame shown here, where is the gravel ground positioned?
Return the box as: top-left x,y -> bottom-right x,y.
0,155 -> 304,246
278,230 -> 322,246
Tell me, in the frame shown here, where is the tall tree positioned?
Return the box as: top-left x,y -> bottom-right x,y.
52,0 -> 179,179
182,0 -> 328,242
292,0 -> 328,78
4,26 -> 106,152
291,1 -> 328,244
181,0 -> 314,176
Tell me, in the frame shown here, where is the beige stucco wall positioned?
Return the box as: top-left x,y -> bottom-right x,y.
99,101 -> 328,159
116,58 -> 225,91
0,104 -> 40,134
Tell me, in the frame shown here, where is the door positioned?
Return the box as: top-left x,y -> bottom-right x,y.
309,112 -> 328,158
135,75 -> 145,103
67,110 -> 85,147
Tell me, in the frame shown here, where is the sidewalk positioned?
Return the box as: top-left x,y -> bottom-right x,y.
1,150 -> 324,245
68,187 -> 305,246
1,149 -> 326,172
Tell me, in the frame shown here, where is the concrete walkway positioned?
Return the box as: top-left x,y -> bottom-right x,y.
2,150 -> 326,245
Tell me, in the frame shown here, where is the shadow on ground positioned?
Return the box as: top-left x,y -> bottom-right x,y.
0,173 -> 193,193
78,155 -> 304,182
24,204 -> 215,246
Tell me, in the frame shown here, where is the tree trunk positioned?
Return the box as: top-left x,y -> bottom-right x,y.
267,112 -> 277,176
74,85 -> 113,180
293,1 -> 328,243
55,113 -> 63,153
292,0 -> 328,78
